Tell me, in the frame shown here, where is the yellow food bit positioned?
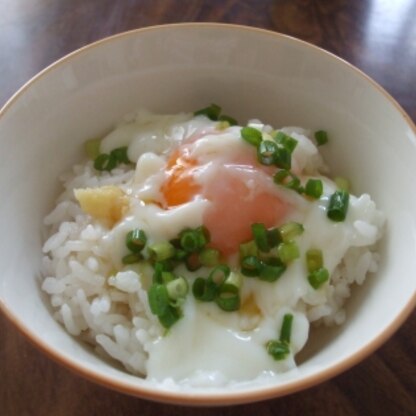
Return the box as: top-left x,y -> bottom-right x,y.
240,293 -> 262,317
74,185 -> 129,227
239,293 -> 262,331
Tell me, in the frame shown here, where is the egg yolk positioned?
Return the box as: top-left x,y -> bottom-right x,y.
161,146 -> 289,257
161,149 -> 201,207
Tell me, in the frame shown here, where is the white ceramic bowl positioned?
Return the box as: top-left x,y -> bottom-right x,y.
0,23 -> 415,405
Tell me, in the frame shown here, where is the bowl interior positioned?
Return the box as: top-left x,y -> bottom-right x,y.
0,24 -> 415,404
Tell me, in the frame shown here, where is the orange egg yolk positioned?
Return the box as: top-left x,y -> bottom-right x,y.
161,146 -> 289,257
161,149 -> 201,207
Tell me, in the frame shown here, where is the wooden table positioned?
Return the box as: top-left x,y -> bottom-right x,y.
1,1 -> 415,414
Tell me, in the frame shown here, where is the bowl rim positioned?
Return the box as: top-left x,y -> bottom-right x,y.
0,22 -> 415,406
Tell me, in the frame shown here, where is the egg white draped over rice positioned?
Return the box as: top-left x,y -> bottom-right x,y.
41,111 -> 384,386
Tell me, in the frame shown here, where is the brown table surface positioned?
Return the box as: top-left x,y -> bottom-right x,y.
1,1 -> 415,415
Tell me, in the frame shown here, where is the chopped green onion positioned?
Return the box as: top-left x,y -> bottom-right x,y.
174,248 -> 188,261
179,226 -> 209,252
274,147 -> 292,170
93,146 -> 130,172
122,252 -> 142,265
241,256 -> 262,277
192,277 -> 218,301
221,271 -> 242,292
185,253 -> 202,271
267,340 -> 290,361
94,153 -> 117,171
274,131 -> 298,154
208,265 -> 231,286
278,242 -> 300,264
278,222 -> 304,242
110,146 -> 130,164
314,130 -> 329,146
259,258 -> 286,282
218,114 -> 238,126
267,228 -> 282,248
126,229 -> 147,253
279,313 -> 293,344
194,103 -> 222,121
308,267 -> 330,289
274,170 -> 301,191
327,190 -> 349,222
304,179 -> 323,199
199,248 -> 220,267
252,223 -> 270,252
334,176 -> 349,191
158,305 -> 181,329
152,260 -> 175,283
166,277 -> 188,300
161,271 -> 175,284
215,291 -> 240,312
85,138 -> 101,160
148,241 -> 176,262
257,140 -> 278,165
239,240 -> 258,258
241,127 -> 262,147
306,249 -> 323,273
180,230 -> 201,253
148,284 -> 170,316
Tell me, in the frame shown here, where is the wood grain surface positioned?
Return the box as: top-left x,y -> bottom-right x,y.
0,1 -> 415,415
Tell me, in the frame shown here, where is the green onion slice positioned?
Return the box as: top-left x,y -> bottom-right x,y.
251,223 -> 270,252
194,104 -> 222,121
241,256 -> 262,277
208,265 -> 231,286
274,131 -> 298,154
314,130 -> 329,146
110,146 -> 130,164
94,153 -> 117,171
192,277 -> 218,301
180,230 -> 201,253
279,313 -> 293,344
222,271 -> 242,292
259,258 -> 286,282
267,228 -> 282,249
166,277 -> 188,300
126,229 -> 147,253
278,242 -> 300,264
304,179 -> 323,199
199,248 -> 220,267
306,249 -> 323,273
218,114 -> 238,126
158,305 -> 181,329
257,140 -> 278,166
274,147 -> 292,170
148,241 -> 176,262
148,284 -> 170,316
267,340 -> 290,361
327,190 -> 349,222
215,291 -> 240,312
121,252 -> 142,265
185,253 -> 202,271
308,267 -> 330,289
239,240 -> 258,258
274,170 -> 301,192
161,271 -> 175,284
278,222 -> 304,242
241,126 -> 262,147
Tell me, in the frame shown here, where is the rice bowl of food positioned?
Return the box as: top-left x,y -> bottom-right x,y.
0,24 -> 415,405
